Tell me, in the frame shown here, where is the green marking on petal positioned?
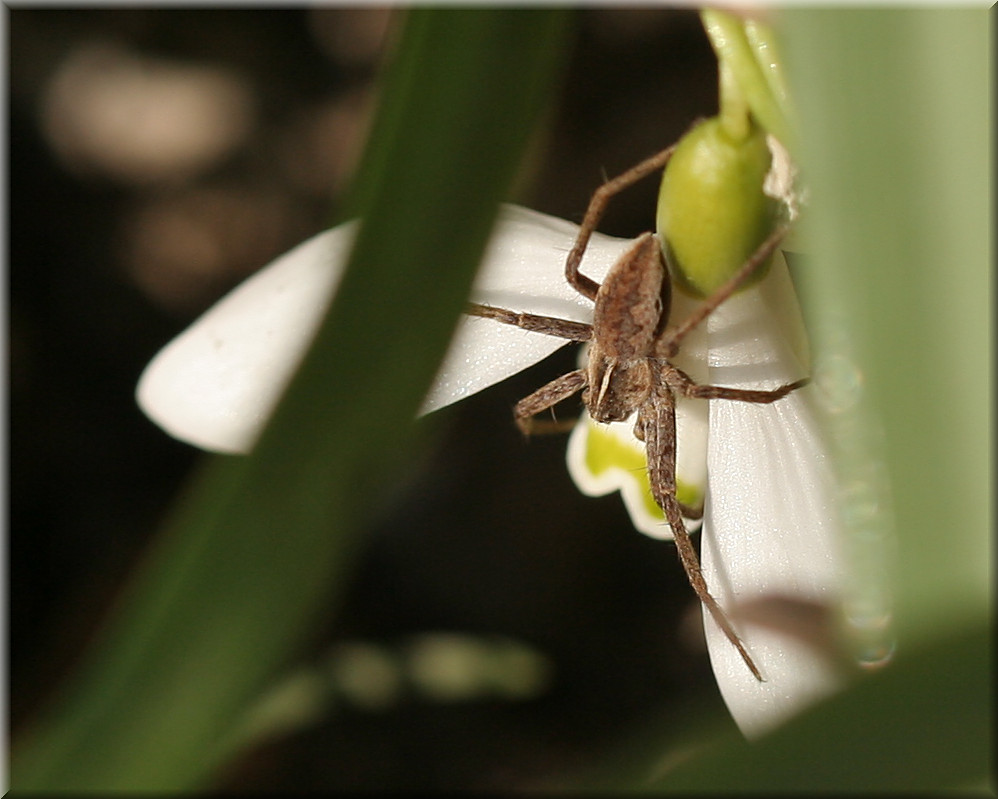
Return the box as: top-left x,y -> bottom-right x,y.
583,424 -> 704,524
584,423 -> 646,479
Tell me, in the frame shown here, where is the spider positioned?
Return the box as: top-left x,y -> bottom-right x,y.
466,144 -> 807,681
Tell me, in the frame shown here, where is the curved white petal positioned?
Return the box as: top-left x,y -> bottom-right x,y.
420,205 -> 632,413
701,255 -> 844,738
137,204 -> 632,453
137,223 -> 360,453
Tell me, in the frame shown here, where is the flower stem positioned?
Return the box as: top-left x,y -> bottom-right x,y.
701,8 -> 795,152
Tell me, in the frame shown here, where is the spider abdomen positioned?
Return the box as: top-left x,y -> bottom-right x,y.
591,233 -> 669,361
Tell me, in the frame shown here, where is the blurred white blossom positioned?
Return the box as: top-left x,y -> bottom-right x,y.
42,43 -> 254,184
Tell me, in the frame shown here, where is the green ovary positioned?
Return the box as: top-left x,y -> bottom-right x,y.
656,115 -> 777,298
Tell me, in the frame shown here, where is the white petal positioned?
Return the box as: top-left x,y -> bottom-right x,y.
137,223 -> 359,453
700,255 -> 844,738
137,204 -> 632,453
421,205 -> 632,414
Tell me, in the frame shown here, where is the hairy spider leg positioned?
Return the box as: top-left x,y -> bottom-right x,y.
564,144 -> 677,301
512,369 -> 588,435
464,304 -> 592,342
461,305 -> 593,434
653,362 -> 809,682
657,223 -> 790,358
663,363 -> 809,405
640,370 -> 765,681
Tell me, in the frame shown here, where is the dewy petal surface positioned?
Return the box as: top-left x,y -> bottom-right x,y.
136,205 -> 633,453
700,254 -> 844,738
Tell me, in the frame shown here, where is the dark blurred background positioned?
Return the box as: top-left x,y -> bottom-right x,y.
8,8 -> 731,790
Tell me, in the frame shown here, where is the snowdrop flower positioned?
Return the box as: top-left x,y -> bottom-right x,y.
137,202 -> 844,738
563,244 -> 843,738
566,247 -> 845,738
137,205 -> 632,454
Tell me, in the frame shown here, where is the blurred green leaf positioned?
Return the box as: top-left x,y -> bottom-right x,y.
574,8 -> 991,792
12,8 -> 570,791
655,8 -> 990,790
650,625 -> 990,792
784,8 -> 990,647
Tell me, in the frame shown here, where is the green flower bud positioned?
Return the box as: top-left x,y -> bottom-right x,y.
657,116 -> 778,298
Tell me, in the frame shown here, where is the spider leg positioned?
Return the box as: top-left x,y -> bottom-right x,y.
664,364 -> 809,403
661,223 -> 789,356
465,302 -> 592,341
514,369 -> 587,436
565,145 -> 677,302
639,385 -> 764,682
683,379 -> 809,403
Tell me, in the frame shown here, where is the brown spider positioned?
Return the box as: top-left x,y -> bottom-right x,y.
466,145 -> 807,680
